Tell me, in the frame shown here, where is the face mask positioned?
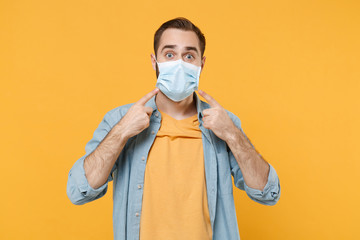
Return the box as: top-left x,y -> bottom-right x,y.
155,58 -> 201,102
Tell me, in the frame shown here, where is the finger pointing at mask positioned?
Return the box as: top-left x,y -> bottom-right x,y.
198,90 -> 238,143
117,88 -> 159,140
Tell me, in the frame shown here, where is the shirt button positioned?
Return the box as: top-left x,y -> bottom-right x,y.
138,184 -> 142,189
155,112 -> 159,117
151,130 -> 155,135
135,212 -> 140,217
141,156 -> 145,161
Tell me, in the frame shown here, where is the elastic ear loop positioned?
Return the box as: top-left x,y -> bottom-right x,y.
153,54 -> 159,64
153,55 -> 159,73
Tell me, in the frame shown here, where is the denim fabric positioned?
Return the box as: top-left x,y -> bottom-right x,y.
67,92 -> 281,240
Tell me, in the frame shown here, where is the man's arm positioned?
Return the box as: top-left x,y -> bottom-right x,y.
66,111 -> 119,205
83,123 -> 129,189
225,127 -> 269,191
198,89 -> 271,190
67,88 -> 159,204
198,90 -> 280,205
227,122 -> 280,205
85,89 -> 159,188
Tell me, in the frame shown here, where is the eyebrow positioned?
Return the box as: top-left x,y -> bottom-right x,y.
185,46 -> 199,55
161,45 -> 200,55
161,45 -> 176,52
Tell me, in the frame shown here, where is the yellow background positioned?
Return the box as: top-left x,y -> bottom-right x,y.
1,0 -> 359,239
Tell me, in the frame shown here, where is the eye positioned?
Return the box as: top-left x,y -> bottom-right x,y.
184,54 -> 194,61
165,52 -> 174,58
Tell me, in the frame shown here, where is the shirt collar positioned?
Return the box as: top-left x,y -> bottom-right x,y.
145,91 -> 212,142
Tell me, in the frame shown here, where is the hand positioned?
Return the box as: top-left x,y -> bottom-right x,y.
198,90 -> 238,143
117,88 -> 159,139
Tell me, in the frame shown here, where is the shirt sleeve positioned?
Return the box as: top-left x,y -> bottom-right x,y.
226,110 -> 281,206
66,111 -> 117,205
230,152 -> 281,205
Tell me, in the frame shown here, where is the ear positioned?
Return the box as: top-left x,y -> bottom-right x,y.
150,53 -> 157,71
201,56 -> 206,72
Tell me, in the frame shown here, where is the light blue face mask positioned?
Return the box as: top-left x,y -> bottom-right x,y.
155,58 -> 201,102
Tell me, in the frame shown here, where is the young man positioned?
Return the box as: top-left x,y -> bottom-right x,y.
67,17 -> 281,240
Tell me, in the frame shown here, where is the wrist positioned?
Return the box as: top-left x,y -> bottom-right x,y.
114,122 -> 130,142
225,126 -> 241,146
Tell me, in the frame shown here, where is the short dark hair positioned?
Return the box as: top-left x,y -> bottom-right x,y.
154,17 -> 206,57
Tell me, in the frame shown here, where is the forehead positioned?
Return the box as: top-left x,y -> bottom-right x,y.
158,28 -> 200,52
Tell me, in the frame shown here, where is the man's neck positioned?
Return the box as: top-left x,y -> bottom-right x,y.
155,91 -> 197,120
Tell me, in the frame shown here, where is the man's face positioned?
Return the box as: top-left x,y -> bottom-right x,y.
151,28 -> 206,77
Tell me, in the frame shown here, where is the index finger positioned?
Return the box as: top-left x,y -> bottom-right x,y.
136,88 -> 160,105
198,90 -> 221,108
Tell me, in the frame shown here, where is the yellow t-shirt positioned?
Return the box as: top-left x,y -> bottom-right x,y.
139,109 -> 212,240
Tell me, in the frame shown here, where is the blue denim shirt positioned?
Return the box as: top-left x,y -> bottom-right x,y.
67,92 -> 281,240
